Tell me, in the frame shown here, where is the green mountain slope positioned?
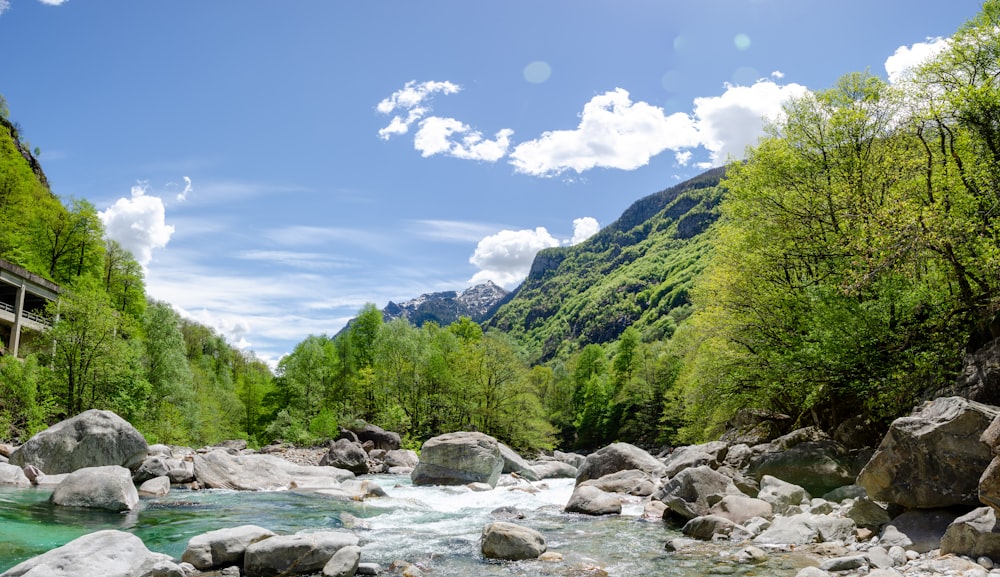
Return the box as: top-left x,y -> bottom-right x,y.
487,166 -> 726,361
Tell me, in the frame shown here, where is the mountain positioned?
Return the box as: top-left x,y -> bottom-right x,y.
485,166 -> 726,361
382,281 -> 509,326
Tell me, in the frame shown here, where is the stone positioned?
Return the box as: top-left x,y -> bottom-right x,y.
194,450 -> 353,491
182,525 -> 277,570
410,432 -> 504,488
480,522 -> 546,560
941,506 -> 1000,559
531,460 -> 578,479
579,469 -> 657,496
707,494 -> 773,525
323,544 -> 361,577
320,439 -> 370,475
681,514 -> 740,540
575,443 -> 666,484
951,337 -> 1000,406
655,465 -> 742,521
564,484 -> 622,516
498,443 -> 539,481
880,508 -> 957,553
841,497 -> 891,530
747,427 -> 854,496
0,462 -> 30,487
756,475 -> 810,514
857,396 -> 999,508
244,530 -> 360,577
794,567 -> 831,577
551,450 -> 586,468
356,563 -> 381,575
0,529 -> 185,577
866,546 -> 896,569
138,476 -> 171,497
753,513 -> 856,545
662,442 -> 726,477
351,423 -> 401,451
818,555 -> 867,571
383,449 -> 419,469
9,409 -> 148,474
50,465 -> 139,511
147,444 -> 173,457
821,484 -> 867,503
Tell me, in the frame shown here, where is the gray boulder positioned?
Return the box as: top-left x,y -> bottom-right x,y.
564,484 -> 622,516
747,427 -> 855,496
708,494 -> 773,525
383,449 -> 419,469
481,522 -> 546,560
531,460 -> 578,479
753,513 -> 856,545
9,409 -> 147,474
411,432 -> 504,488
575,443 -> 666,485
0,462 -> 30,487
182,525 -> 276,570
194,450 -> 353,491
351,423 -> 401,451
655,465 -> 742,521
551,450 -> 586,468
757,475 -> 810,514
138,476 -> 171,497
580,469 -> 658,496
662,441 -> 727,477
50,465 -> 139,511
319,439 -> 369,475
323,545 -> 361,577
244,530 -> 359,577
0,529 -> 184,577
682,514 -> 741,540
498,443 -> 539,481
941,507 -> 1000,559
841,497 -> 891,530
857,396 -> 999,508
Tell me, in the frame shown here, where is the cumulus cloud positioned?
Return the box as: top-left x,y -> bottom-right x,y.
885,37 -> 950,84
177,176 -> 193,202
414,117 -> 513,161
569,217 -> 600,245
468,227 -> 560,288
377,80 -> 461,139
99,183 -> 175,267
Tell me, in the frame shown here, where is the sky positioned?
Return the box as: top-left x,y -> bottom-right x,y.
0,0 -> 985,366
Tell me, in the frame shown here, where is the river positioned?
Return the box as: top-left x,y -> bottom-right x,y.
0,475 -> 813,576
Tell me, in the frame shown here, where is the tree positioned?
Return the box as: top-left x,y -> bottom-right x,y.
140,301 -> 195,443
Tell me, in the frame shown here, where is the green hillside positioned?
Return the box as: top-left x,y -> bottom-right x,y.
487,166 -> 725,362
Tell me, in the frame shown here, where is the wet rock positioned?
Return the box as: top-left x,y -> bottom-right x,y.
0,529 -> 184,577
51,465 -> 139,511
411,432 -> 504,488
182,525 -> 276,570
10,409 -> 147,474
481,521 -> 546,560
681,514 -> 741,540
138,475 -> 170,497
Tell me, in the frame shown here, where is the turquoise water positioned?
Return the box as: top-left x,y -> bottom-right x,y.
0,476 -> 811,576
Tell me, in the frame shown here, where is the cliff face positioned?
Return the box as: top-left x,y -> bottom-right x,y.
485,166 -> 726,361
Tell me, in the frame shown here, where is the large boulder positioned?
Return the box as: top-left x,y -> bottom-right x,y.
662,442 -> 727,478
941,506 -> 1000,559
133,455 -> 194,484
531,460 -> 578,479
0,529 -> 184,577
564,485 -> 622,516
857,397 -> 999,508
350,423 -> 401,451
383,449 -> 419,469
747,428 -> 855,496
244,530 -> 359,577
319,439 -> 369,475
0,462 -> 31,487
753,513 -> 856,546
575,443 -> 666,485
579,469 -> 658,496
950,337 -> 1000,406
50,465 -> 139,511
480,522 -> 546,561
182,525 -> 277,570
194,450 -> 353,491
756,475 -> 810,515
410,432 -> 504,488
9,410 -> 147,474
707,494 -> 773,525
655,465 -> 742,521
323,545 -> 361,577
498,443 -> 539,481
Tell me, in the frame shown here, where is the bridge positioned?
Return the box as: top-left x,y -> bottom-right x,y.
0,258 -> 60,357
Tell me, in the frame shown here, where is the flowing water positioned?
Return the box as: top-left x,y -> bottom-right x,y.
0,475 -> 813,576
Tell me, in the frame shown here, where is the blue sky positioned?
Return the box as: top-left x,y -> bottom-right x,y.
0,0 -> 984,365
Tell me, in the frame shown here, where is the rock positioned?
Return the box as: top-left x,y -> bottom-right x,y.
0,529 -> 185,577
841,497 -> 891,530
147,444 -> 173,457
410,432 -> 504,488
655,465 -> 742,521
857,396 -> 999,508
498,443 -> 539,481
951,337 -> 1000,405
468,482 -> 493,492
575,443 -> 666,485
822,484 -> 867,503
0,443 -> 14,458
194,450 -> 353,491
481,521 -> 546,560
50,465 -> 139,511
9,409 -> 147,474
138,476 -> 171,497
819,555 -> 867,571
722,408 -> 791,445
166,460 -> 195,484
565,484 -> 622,516
531,460 -> 578,479
323,544 -> 361,577
244,530 -> 360,577
794,567 -> 830,577
880,508 -> 958,553
351,423 -> 401,451
747,428 -> 854,496
662,442 -> 727,477
134,455 -> 194,484
833,415 -> 882,450
866,546 -> 895,569
182,525 -> 277,570
941,506 -> 1000,559
305,479 -> 388,502
356,563 -> 381,575
756,475 -> 810,514
681,514 -> 740,540
551,450 -> 587,468
580,469 -> 657,496
32,473 -> 67,488
722,444 -> 753,470
0,462 -> 30,487
708,494 -> 773,525
320,439 -> 370,475
753,513 -> 856,545
384,449 -> 419,469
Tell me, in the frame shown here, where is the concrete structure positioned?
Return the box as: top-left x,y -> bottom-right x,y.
0,259 -> 60,357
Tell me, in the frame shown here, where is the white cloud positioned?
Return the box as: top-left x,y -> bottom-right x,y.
99,183 -> 175,267
884,37 -> 950,84
509,88 -> 702,177
38,0 -> 69,4
411,220 -> 499,243
771,70 -> 785,79
569,217 -> 600,245
468,227 -> 560,288
0,1 -> 10,16
377,80 -> 461,139
693,81 -> 808,165
414,117 -> 512,161
176,176 -> 193,202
